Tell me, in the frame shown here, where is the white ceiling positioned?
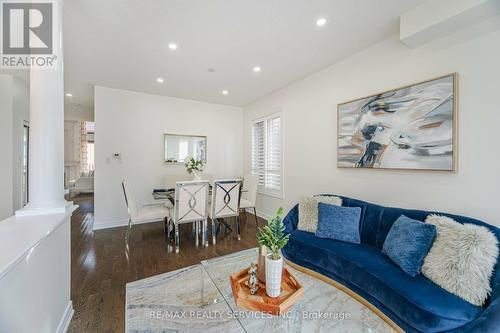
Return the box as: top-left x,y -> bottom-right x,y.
63,0 -> 425,113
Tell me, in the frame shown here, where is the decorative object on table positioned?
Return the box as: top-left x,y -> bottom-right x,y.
337,73 -> 457,171
184,156 -> 205,181
247,263 -> 259,295
230,264 -> 303,315
164,134 -> 206,164
297,195 -> 342,233
257,245 -> 267,282
422,214 -> 499,306
256,207 -> 290,297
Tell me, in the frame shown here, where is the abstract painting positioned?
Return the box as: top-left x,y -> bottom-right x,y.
337,74 -> 457,171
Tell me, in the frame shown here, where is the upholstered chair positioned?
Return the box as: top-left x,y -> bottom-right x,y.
122,179 -> 172,240
173,180 -> 210,253
209,179 -> 242,245
239,174 -> 259,225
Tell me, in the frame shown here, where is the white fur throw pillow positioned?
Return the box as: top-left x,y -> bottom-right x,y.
422,214 -> 499,306
297,196 -> 342,233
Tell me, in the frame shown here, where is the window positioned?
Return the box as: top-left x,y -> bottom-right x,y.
179,140 -> 189,161
251,113 -> 282,197
81,121 -> 95,173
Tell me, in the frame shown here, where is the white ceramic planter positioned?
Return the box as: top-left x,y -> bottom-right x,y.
265,255 -> 283,297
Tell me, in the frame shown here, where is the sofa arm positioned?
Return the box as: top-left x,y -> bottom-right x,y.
283,204 -> 299,234
449,297 -> 500,332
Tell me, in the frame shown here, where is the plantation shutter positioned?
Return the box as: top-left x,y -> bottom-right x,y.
251,120 -> 265,186
251,114 -> 282,196
265,116 -> 281,191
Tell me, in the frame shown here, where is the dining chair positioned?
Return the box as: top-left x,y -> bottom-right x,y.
239,174 -> 259,225
209,179 -> 242,245
173,180 -> 210,253
122,179 -> 172,240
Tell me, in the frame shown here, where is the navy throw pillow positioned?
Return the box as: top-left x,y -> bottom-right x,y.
382,215 -> 437,277
316,203 -> 361,244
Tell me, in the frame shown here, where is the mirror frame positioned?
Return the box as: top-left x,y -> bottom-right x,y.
163,133 -> 207,164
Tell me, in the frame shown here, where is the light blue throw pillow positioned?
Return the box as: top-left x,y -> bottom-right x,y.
382,215 -> 437,277
316,203 -> 361,244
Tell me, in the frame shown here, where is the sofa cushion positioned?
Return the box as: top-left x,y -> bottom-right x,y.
382,215 -> 436,277
297,196 -> 342,233
283,230 -> 482,333
422,214 -> 499,306
316,203 -> 361,244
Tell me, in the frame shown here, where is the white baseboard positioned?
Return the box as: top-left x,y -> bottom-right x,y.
95,211 -> 270,230
93,218 -> 128,230
93,218 -> 163,230
246,208 -> 272,221
57,301 -> 74,333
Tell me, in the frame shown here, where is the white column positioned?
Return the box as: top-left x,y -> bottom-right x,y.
16,0 -> 69,216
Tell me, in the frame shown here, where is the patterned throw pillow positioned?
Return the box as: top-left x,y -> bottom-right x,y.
382,215 -> 437,277
316,203 -> 362,244
422,214 -> 499,306
297,195 -> 342,233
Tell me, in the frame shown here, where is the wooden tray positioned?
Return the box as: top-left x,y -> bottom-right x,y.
229,265 -> 304,315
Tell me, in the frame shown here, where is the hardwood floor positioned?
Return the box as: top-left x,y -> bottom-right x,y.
68,194 -> 264,332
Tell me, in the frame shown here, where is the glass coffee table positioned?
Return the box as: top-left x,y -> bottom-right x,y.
126,248 -> 395,332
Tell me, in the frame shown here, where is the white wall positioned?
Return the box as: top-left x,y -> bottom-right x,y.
0,74 -> 14,220
0,74 -> 29,218
243,29 -> 500,226
0,213 -> 73,333
12,77 -> 30,211
94,86 -> 243,229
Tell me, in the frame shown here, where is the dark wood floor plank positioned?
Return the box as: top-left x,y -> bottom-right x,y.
68,194 -> 264,332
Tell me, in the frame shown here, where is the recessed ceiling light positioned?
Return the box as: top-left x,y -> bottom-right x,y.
65,93 -> 73,97
316,18 -> 327,27
222,90 -> 229,95
168,42 -> 178,50
253,66 -> 261,73
157,77 -> 164,83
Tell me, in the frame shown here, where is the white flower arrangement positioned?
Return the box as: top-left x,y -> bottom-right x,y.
184,156 -> 204,174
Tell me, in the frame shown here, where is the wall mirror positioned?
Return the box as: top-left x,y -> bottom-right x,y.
164,134 -> 206,163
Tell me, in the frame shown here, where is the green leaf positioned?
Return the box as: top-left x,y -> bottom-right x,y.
255,207 -> 288,258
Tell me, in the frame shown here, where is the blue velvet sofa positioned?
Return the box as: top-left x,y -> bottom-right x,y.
282,195 -> 500,333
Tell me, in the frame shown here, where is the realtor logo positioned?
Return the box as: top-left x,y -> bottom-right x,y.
1,0 -> 57,68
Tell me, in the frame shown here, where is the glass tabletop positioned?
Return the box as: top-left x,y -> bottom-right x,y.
201,248 -> 395,333
127,248 -> 395,332
126,264 -> 244,332
152,188 -> 248,201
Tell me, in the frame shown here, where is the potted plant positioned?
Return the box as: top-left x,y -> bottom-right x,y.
184,157 -> 204,180
256,207 -> 290,297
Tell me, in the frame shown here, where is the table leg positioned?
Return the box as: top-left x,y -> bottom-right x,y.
203,219 -> 208,247
175,223 -> 180,253
236,216 -> 241,241
195,221 -> 200,247
212,219 -> 217,245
